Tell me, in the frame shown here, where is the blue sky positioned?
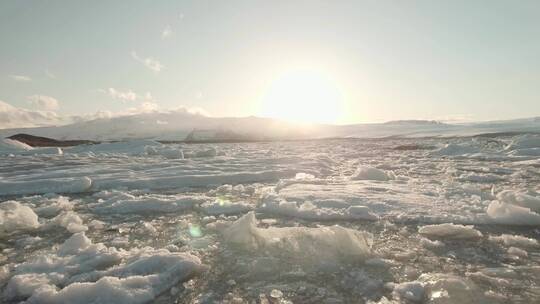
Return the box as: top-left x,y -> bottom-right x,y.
1,0 -> 539,126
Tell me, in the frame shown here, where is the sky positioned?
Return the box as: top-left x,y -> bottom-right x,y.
1,0 -> 539,128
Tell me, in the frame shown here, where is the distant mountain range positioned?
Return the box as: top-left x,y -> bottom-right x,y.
0,111 -> 539,141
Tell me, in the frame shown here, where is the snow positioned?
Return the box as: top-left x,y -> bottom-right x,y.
351,166 -> 395,181
0,201 -> 39,234
223,212 -> 373,265
2,111 -> 539,141
418,223 -> 483,240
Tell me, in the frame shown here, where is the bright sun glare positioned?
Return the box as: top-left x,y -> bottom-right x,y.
260,70 -> 344,124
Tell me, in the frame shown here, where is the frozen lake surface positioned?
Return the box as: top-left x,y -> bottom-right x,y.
1,135 -> 539,303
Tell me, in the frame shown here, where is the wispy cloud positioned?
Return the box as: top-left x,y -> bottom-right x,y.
0,100 -> 63,129
143,92 -> 155,103
131,51 -> 164,72
126,101 -> 159,114
9,75 -> 31,82
106,88 -> 138,102
161,25 -> 172,39
27,95 -> 59,110
45,70 -> 56,79
70,110 -> 113,123
0,99 -> 209,129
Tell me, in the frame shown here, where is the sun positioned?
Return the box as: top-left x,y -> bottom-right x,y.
259,70 -> 344,124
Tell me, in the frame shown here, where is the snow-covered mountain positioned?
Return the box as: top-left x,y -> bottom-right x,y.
0,110 -> 539,141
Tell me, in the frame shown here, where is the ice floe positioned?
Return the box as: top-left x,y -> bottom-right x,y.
0,201 -> 39,235
0,177 -> 92,196
418,223 -> 483,240
1,135 -> 539,303
32,196 -> 75,218
486,200 -> 540,226
199,199 -> 253,216
259,199 -> 378,221
351,166 -> 396,181
418,273 -> 495,304
92,191 -> 206,214
3,232 -> 205,303
223,212 -> 373,264
49,211 -> 88,233
496,190 -> 540,213
0,138 -> 33,153
392,281 -> 425,302
488,234 -> 538,248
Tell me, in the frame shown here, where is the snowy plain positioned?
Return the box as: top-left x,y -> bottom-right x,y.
0,134 -> 539,303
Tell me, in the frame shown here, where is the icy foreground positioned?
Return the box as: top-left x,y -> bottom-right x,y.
0,135 -> 539,303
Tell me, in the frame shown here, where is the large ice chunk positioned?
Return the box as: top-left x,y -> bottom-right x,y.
392,281 -> 425,303
4,232 -> 205,303
259,200 -> 378,221
487,200 -> 540,226
223,212 -> 372,263
505,134 -> 540,150
496,190 -> 540,213
93,192 -> 206,214
0,177 -> 92,196
431,142 -> 479,157
351,166 -> 395,181
199,200 -> 253,216
0,138 -> 33,154
418,273 -> 494,304
0,201 -> 39,235
488,234 -> 538,248
418,223 -> 483,240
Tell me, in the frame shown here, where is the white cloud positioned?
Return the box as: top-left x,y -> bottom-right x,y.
125,102 -> 160,115
140,102 -> 159,112
106,88 -> 138,102
27,95 -> 59,110
45,70 -> 56,79
171,106 -> 210,117
435,114 -> 475,123
143,92 -> 155,102
161,25 -> 172,39
70,110 -> 113,123
9,75 -> 31,82
0,100 -> 64,129
0,99 -> 209,130
131,51 -> 164,72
